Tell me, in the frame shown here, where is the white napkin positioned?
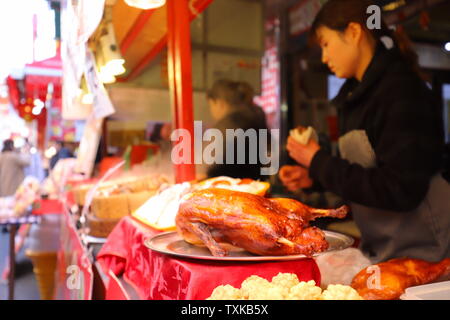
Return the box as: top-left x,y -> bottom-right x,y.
290,126 -> 319,145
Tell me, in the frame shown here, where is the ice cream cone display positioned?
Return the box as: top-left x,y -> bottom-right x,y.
25,250 -> 58,300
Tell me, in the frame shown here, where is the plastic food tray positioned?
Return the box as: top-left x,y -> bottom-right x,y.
400,281 -> 450,300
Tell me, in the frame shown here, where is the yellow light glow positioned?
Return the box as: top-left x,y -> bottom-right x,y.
81,93 -> 94,105
44,146 -> 57,158
124,0 -> 165,10
99,67 -> 116,84
106,59 -> 126,76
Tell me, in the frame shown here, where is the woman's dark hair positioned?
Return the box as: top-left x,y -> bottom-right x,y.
2,139 -> 14,152
149,122 -> 164,143
207,79 -> 255,109
309,0 -> 420,75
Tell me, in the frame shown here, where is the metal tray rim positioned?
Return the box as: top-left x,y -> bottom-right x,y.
144,230 -> 354,262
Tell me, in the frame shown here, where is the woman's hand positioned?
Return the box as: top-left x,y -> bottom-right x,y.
279,165 -> 313,192
286,136 -> 321,168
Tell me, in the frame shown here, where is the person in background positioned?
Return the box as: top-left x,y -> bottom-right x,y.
206,79 -> 269,180
149,121 -> 172,153
236,81 -> 270,130
49,140 -> 75,170
0,139 -> 30,196
148,121 -> 173,167
23,139 -> 45,182
279,0 -> 450,263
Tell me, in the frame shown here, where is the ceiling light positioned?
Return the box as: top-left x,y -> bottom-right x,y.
98,22 -> 126,76
81,93 -> 94,105
99,67 -> 116,84
95,50 -> 116,84
34,99 -> 45,109
45,146 -> 57,158
106,60 -> 126,76
124,0 -> 165,10
383,0 -> 406,11
32,106 -> 43,116
14,138 -> 25,149
445,42 -> 450,52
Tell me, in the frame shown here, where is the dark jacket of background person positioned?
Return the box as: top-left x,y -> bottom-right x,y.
0,140 -> 30,196
49,142 -> 74,170
207,105 -> 269,180
206,79 -> 270,181
308,43 -> 449,262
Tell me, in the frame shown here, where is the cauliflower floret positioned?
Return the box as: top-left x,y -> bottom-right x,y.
268,273 -> 301,299
240,275 -> 272,299
288,280 -> 323,300
206,274 -> 363,301
322,284 -> 363,300
248,284 -> 287,300
207,284 -> 242,300
271,273 -> 300,289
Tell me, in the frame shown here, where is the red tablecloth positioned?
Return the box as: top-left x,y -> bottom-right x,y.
32,199 -> 65,215
97,216 -> 321,300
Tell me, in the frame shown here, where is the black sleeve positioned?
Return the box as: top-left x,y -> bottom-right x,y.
309,86 -> 444,212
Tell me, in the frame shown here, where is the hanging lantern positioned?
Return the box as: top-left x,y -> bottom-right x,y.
124,0 -> 166,10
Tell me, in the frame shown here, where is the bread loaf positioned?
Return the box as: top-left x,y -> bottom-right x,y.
91,193 -> 129,219
86,213 -> 121,238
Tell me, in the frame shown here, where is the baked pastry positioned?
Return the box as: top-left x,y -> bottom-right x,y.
86,213 -> 121,238
91,193 -> 129,219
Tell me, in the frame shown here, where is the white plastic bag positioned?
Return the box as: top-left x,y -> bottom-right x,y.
314,248 -> 371,288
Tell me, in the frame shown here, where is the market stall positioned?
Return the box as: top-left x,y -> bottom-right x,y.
15,0 -> 450,302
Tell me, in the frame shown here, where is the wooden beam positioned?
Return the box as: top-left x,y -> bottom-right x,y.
120,10 -> 156,55
120,0 -> 213,82
118,35 -> 167,82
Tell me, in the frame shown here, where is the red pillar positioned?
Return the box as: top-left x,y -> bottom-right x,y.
167,0 -> 196,183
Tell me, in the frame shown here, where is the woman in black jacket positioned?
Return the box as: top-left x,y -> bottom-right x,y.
206,79 -> 270,180
280,0 -> 450,263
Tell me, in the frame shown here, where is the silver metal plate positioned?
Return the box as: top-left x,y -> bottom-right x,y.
144,230 -> 354,261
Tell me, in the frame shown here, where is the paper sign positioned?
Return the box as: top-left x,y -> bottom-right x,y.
84,50 -> 115,119
75,114 -> 102,178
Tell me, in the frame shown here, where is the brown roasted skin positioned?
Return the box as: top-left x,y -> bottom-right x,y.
176,188 -> 348,257
351,258 -> 450,300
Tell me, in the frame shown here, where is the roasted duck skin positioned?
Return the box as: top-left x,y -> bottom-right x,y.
176,188 -> 348,257
351,258 -> 450,300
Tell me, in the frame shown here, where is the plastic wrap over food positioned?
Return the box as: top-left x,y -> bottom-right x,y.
314,248 -> 371,288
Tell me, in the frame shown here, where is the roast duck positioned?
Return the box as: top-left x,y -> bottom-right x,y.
176,188 -> 349,257
351,257 -> 450,300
